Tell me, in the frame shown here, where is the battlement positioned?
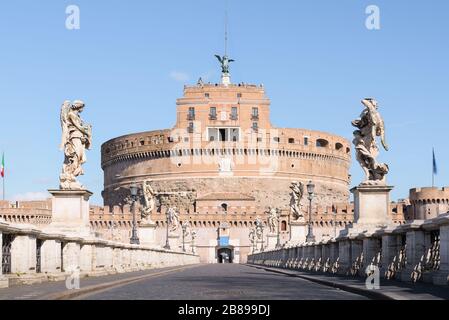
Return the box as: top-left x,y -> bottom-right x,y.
409,187 -> 449,203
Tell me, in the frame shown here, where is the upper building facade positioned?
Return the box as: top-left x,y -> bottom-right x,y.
101,82 -> 352,213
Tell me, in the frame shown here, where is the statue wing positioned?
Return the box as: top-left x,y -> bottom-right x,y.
215,55 -> 223,63
59,101 -> 71,150
228,59 -> 235,63
380,123 -> 389,151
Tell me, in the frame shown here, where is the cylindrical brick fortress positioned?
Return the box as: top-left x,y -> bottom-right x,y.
101,84 -> 351,211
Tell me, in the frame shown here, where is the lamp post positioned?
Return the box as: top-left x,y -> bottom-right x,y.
181,222 -> 188,253
306,180 -> 316,243
163,209 -> 171,250
129,182 -> 140,245
333,205 -> 337,239
276,209 -> 281,248
191,231 -> 196,254
260,223 -> 265,252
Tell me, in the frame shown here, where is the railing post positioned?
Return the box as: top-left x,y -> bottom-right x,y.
401,225 -> 425,282
433,223 -> 449,285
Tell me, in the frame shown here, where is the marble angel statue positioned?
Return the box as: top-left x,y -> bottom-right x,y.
141,180 -> 156,223
289,181 -> 305,221
59,100 -> 92,190
352,98 -> 389,184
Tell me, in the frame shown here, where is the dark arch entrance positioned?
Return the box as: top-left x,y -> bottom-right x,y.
217,247 -> 234,264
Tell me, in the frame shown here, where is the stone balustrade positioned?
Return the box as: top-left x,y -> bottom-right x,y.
0,219 -> 199,288
248,213 -> 449,286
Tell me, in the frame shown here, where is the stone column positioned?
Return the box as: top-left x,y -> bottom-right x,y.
381,233 -> 401,278
40,237 -> 63,276
433,224 -> 449,285
338,239 -> 351,275
62,239 -> 81,274
363,236 -> 382,269
401,228 -> 426,282
0,229 -> 8,288
10,234 -> 37,274
79,242 -> 94,274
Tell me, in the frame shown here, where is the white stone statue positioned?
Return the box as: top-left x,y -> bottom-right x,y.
267,207 -> 279,234
59,100 -> 92,190
289,181 -> 305,221
248,228 -> 255,244
255,217 -> 263,240
141,180 -> 156,223
352,98 -> 389,185
182,221 -> 191,238
167,207 -> 180,233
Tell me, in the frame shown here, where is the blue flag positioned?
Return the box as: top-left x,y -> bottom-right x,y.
433,148 -> 438,175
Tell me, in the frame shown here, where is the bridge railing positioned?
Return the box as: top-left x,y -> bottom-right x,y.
0,219 -> 199,288
248,213 -> 449,286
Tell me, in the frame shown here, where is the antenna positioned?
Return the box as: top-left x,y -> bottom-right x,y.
224,0 -> 228,56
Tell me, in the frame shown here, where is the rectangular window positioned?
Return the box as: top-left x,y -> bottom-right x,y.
188,107 -> 195,120
231,107 -> 238,120
210,107 -> 217,119
252,122 -> 258,131
304,137 -> 309,146
252,107 -> 259,119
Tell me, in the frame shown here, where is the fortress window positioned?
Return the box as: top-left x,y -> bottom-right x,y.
188,122 -> 194,133
273,137 -> 280,143
140,140 -> 145,146
205,93 -> 210,98
168,137 -> 174,143
304,137 -> 309,146
288,138 -> 295,144
209,107 -> 217,120
231,107 -> 238,120
252,122 -> 258,132
316,139 -> 329,148
188,107 -> 195,120
335,142 -> 343,151
257,137 -> 262,142
281,221 -> 287,231
221,203 -> 228,212
237,93 -> 242,98
251,107 -> 259,120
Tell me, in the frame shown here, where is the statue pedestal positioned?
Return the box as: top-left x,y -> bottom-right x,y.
352,184 -> 394,227
266,234 -> 278,250
139,222 -> 157,246
166,234 -> 180,251
289,220 -> 307,245
45,189 -> 93,237
221,73 -> 231,86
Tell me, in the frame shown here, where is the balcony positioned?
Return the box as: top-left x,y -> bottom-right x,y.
187,114 -> 195,121
230,114 -> 238,121
251,114 -> 259,121
209,114 -> 217,120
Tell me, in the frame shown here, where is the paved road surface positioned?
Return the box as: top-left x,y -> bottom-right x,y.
78,264 -> 367,300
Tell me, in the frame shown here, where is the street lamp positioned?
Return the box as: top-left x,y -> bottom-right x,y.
181,222 -> 189,252
260,223 -> 265,252
129,182 -> 140,245
306,180 -> 316,243
163,209 -> 171,250
276,209 -> 281,248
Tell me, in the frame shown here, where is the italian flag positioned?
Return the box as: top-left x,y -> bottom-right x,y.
1,153 -> 4,178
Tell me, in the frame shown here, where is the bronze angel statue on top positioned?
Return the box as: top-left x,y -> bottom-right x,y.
215,54 -> 235,74
59,100 -> 92,190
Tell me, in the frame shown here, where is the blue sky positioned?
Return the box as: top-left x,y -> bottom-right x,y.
0,0 -> 448,205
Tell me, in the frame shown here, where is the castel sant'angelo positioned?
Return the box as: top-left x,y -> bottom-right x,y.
97,54 -> 403,264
